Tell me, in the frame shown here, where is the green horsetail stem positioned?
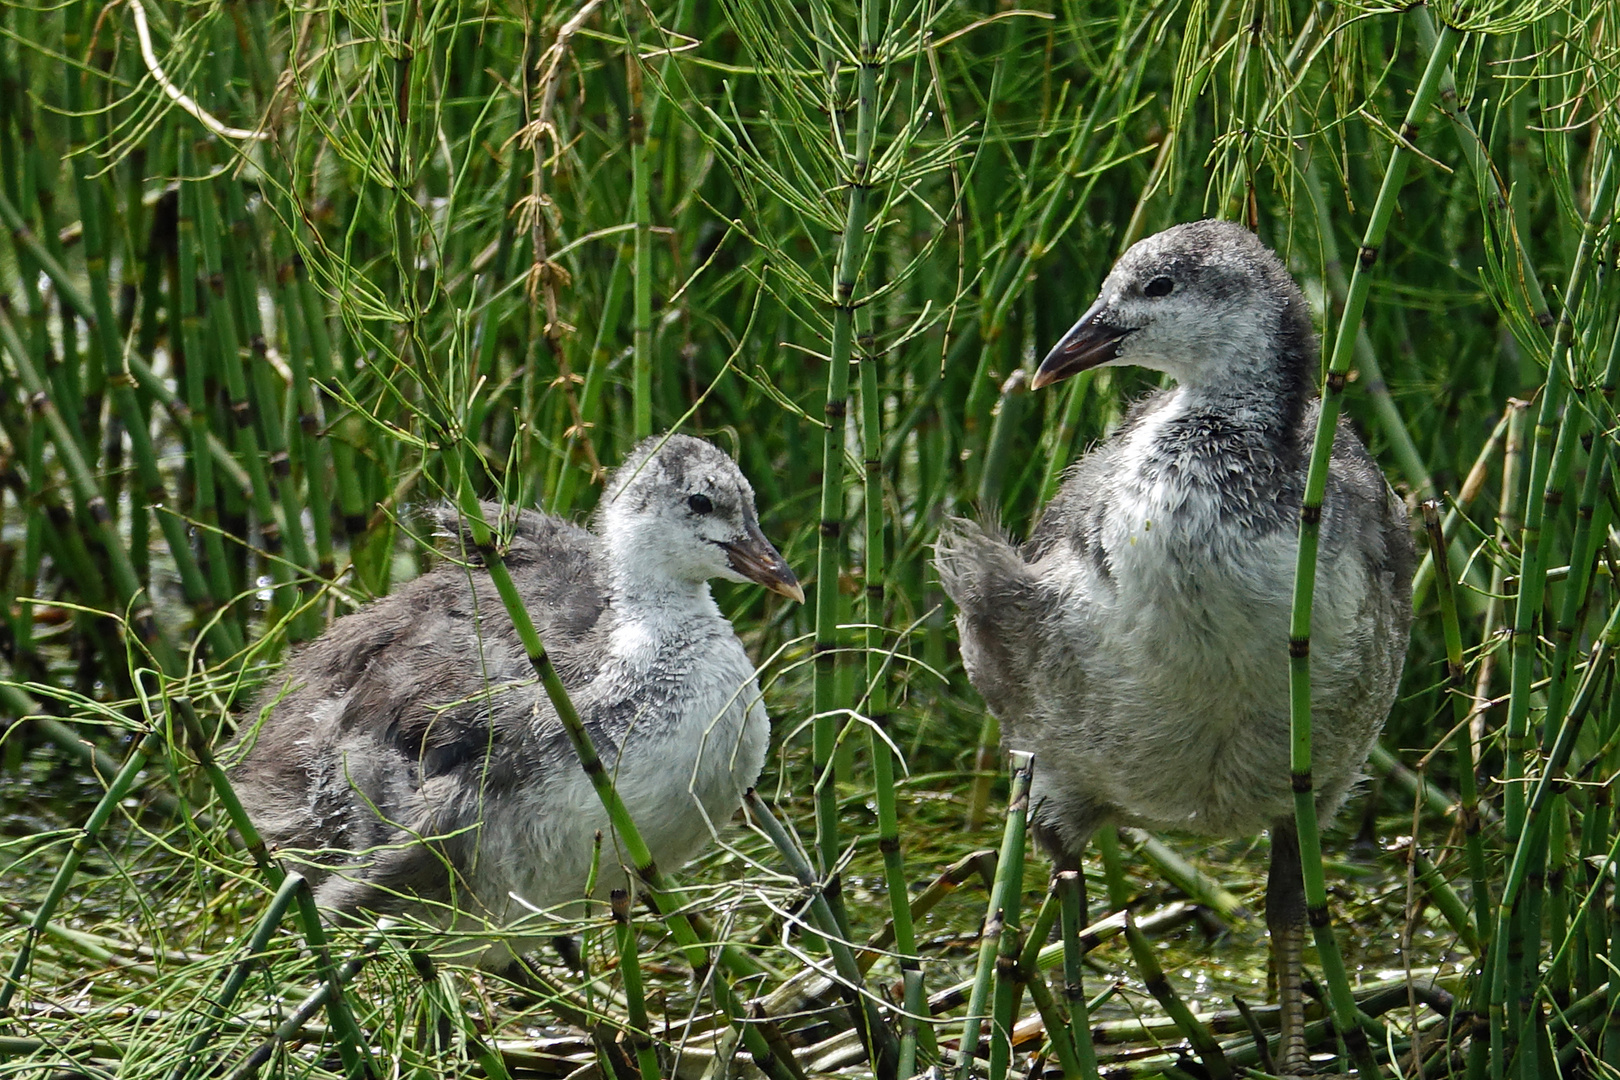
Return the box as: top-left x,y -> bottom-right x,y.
744,790 -> 900,1078
1057,871 -> 1102,1080
185,142 -> 296,622
988,889 -> 1025,1080
1123,912 -> 1231,1080
957,750 -> 1031,1080
611,890 -> 664,1080
1287,19 -> 1462,1080
860,313 -> 929,1050
626,0 -> 654,442
219,925 -> 381,1080
170,873 -> 307,1079
1010,891 -> 1080,1075
174,166 -> 247,651
813,0 -> 882,893
1419,503 -> 1492,958
172,695 -> 374,1073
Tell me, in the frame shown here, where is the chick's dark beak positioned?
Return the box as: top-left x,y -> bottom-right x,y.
1032,302 -> 1133,389
723,521 -> 805,603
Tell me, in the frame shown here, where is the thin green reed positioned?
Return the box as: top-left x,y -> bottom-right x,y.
626,0 -> 654,442
187,139 -> 293,622
745,790 -> 899,1077
1413,9 -> 1549,328
1008,893 -> 1080,1077
1287,19 -> 1462,1079
174,140 -> 246,655
858,309 -> 926,1033
220,175 -> 320,634
610,890 -> 663,1080
1056,871 -> 1101,1080
166,689 -> 374,1078
957,749 -> 1031,1080
1123,913 -> 1230,1080
812,0 -> 881,887
1420,501 -> 1490,950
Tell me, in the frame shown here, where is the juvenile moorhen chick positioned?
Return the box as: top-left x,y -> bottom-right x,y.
231,435 -> 802,957
937,220 -> 1413,1072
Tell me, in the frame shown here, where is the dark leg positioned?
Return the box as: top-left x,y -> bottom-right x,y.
551,934 -> 586,972
1268,818 -> 1309,1075
1042,834 -> 1089,929
1031,795 -> 1102,929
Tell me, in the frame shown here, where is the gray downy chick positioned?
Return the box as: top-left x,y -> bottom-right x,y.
936,219 -> 1413,1073
230,434 -> 802,964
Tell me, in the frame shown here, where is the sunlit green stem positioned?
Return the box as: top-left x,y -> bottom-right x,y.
813,0 -> 881,883
1287,22 -> 1462,1080
957,750 -> 1031,1080
611,890 -> 664,1080
1057,871 -> 1102,1080
859,312 -> 928,1048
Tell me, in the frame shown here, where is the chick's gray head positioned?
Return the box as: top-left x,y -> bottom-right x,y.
600,434 -> 803,601
1034,220 -> 1315,394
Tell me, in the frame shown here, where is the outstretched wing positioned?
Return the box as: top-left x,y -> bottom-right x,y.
935,516 -> 1047,727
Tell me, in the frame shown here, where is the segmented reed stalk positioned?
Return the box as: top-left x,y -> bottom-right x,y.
1287,21 -> 1462,1077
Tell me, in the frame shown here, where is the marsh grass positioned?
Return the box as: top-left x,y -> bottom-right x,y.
1,0 -> 1619,1076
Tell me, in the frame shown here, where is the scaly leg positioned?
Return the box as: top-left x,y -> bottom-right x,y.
1268,818 -> 1309,1075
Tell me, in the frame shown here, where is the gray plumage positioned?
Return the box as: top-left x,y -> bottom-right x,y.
936,220 -> 1413,1071
230,435 -> 801,957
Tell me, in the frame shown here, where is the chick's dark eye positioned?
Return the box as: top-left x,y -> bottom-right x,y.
688,493 -> 713,515
1144,276 -> 1174,298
